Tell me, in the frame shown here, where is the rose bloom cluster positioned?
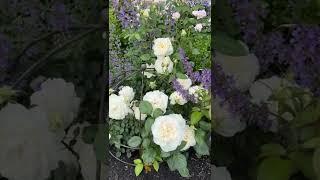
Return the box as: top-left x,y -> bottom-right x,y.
107,37 -> 212,152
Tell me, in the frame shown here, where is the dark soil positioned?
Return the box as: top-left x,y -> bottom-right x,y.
106,151 -> 211,180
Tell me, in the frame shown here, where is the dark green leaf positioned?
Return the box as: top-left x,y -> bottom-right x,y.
145,118 -> 155,134
139,101 -> 153,115
153,108 -> 163,118
128,136 -> 142,148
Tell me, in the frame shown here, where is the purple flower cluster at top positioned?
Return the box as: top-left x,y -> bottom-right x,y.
114,0 -> 139,28
229,0 -> 268,45
178,48 -> 211,89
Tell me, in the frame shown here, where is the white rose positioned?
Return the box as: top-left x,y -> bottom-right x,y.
215,52 -> 260,91
151,114 -> 186,152
212,165 -> 232,180
169,91 -> 187,105
119,86 -> 135,104
213,98 -> 246,137
30,78 -> 80,133
194,23 -> 203,32
133,106 -> 147,120
192,10 -> 206,19
154,56 -> 174,74
181,125 -> 196,151
172,12 -> 180,20
143,90 -> 168,113
177,77 -> 192,90
152,38 -> 173,57
109,94 -> 130,120
189,85 -> 205,101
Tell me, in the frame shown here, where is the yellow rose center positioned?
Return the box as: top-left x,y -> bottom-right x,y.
159,123 -> 177,141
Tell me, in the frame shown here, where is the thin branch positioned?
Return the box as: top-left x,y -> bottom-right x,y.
13,27 -> 100,89
108,151 -> 135,166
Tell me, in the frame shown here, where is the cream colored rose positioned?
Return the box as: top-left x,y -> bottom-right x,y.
152,38 -> 173,57
169,91 -> 187,105
172,12 -> 180,20
109,94 -> 130,120
143,90 -> 168,113
194,23 -> 203,32
192,10 -> 206,19
188,85 -> 205,101
119,86 -> 135,104
154,56 -> 174,74
151,114 -> 186,152
181,125 -> 196,151
177,77 -> 192,90
132,106 -> 147,120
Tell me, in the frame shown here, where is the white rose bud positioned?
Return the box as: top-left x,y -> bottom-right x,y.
154,56 -> 174,74
152,38 -> 173,57
109,94 -> 130,120
143,90 -> 168,113
172,12 -> 180,20
194,24 -> 203,32
118,86 -> 135,104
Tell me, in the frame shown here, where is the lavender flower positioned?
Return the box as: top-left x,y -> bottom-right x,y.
172,78 -> 196,103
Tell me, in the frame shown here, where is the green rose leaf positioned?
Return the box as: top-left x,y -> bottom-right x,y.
194,141 -> 210,156
145,118 -> 155,134
142,138 -> 151,148
215,31 -> 249,56
259,143 -> 287,159
135,164 -> 144,176
191,111 -> 203,125
176,73 -> 188,79
128,136 -> 142,148
134,159 -> 143,165
142,148 -> 157,164
139,101 -> 153,115
161,151 -> 171,158
176,141 -> 187,151
153,108 -> 163,118
153,161 -> 159,172
167,153 -> 187,170
199,121 -> 211,132
178,167 -> 190,177
313,148 -> 320,179
257,157 -> 296,180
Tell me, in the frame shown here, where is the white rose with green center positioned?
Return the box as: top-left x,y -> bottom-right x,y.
154,56 -> 173,74
169,91 -> 187,105
109,94 -> 130,120
151,114 -> 186,152
152,38 -> 173,57
143,90 -> 168,113
181,125 -> 196,151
